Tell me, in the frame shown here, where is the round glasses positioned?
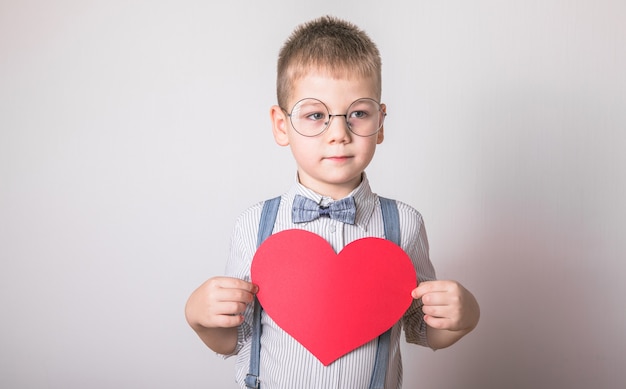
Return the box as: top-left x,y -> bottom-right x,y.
283,98 -> 386,137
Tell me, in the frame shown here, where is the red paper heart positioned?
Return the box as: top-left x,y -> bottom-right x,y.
251,229 -> 417,366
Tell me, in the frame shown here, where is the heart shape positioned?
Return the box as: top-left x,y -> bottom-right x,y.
251,229 -> 417,366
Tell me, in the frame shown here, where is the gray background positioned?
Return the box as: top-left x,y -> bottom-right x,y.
1,1 -> 625,388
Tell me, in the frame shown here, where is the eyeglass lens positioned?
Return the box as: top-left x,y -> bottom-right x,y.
289,98 -> 384,137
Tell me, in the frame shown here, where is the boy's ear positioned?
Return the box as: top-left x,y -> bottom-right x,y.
270,105 -> 290,146
376,104 -> 386,144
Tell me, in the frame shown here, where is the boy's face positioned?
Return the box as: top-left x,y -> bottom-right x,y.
271,70 -> 385,199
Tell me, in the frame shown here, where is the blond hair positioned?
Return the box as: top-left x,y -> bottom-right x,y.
276,16 -> 382,108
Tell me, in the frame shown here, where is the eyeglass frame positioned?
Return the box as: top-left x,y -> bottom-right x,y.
280,97 -> 387,138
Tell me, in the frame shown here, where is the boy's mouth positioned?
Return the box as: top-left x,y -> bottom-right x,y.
324,155 -> 352,162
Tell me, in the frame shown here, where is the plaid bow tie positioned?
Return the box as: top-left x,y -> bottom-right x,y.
292,194 -> 356,225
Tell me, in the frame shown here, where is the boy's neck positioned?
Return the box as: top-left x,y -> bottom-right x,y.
296,173 -> 363,200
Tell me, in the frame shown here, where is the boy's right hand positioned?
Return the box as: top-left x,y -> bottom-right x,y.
185,276 -> 258,330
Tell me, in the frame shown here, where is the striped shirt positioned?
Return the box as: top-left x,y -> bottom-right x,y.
222,174 -> 436,389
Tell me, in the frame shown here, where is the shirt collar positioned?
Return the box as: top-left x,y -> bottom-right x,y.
287,172 -> 376,231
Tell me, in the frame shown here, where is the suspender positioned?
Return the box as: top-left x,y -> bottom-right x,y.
244,197 -> 281,389
369,197 -> 400,389
245,196 -> 400,389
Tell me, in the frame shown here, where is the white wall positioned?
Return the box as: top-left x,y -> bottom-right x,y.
1,1 -> 624,388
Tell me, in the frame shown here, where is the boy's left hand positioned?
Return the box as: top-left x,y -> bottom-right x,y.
412,280 -> 480,333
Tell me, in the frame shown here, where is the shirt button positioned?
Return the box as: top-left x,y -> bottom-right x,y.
328,224 -> 336,233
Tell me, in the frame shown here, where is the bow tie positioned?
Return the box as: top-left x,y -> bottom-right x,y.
292,194 -> 357,225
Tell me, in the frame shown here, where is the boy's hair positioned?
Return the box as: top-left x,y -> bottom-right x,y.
276,15 -> 382,109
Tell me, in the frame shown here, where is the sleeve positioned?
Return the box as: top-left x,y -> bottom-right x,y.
218,202 -> 263,357
396,201 -> 436,347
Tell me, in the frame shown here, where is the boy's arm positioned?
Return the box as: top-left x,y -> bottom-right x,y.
190,325 -> 239,355
185,276 -> 258,355
412,280 -> 480,350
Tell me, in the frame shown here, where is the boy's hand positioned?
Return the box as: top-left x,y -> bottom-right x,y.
185,276 -> 258,330
411,280 -> 480,348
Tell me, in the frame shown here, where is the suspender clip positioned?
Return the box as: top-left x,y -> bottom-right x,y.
244,373 -> 260,389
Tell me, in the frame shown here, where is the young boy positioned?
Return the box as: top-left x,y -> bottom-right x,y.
185,16 -> 480,388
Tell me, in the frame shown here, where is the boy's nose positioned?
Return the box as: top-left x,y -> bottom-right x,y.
325,114 -> 351,143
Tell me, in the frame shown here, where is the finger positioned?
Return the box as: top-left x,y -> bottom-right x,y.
412,280 -> 440,299
212,277 -> 259,294
212,287 -> 256,306
412,280 -> 459,300
212,301 -> 250,317
423,314 -> 452,330
421,303 -> 450,319
421,290 -> 458,307
211,312 -> 246,328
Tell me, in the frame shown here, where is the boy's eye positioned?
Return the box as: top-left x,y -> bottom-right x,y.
349,110 -> 369,119
305,112 -> 326,121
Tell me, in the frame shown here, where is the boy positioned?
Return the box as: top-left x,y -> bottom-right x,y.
185,15 -> 480,388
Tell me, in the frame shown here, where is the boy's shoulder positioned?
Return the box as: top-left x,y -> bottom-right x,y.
377,196 -> 424,218
377,196 -> 426,240
233,195 -> 287,224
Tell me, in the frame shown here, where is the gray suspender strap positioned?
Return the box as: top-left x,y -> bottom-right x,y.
379,197 -> 401,248
369,196 -> 400,389
245,196 -> 281,389
255,197 -> 282,250
246,196 -> 400,389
